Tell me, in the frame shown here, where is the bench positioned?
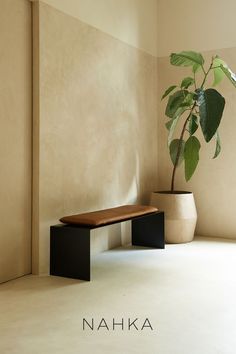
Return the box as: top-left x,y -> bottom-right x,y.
50,205 -> 164,281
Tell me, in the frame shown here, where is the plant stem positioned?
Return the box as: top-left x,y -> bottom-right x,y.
170,104 -> 196,192
193,71 -> 197,90
201,65 -> 207,75
201,59 -> 214,88
170,59 -> 214,192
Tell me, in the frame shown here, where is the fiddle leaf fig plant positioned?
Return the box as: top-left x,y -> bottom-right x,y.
162,50 -> 236,192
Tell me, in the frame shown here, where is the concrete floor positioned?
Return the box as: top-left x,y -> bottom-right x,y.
1,236 -> 236,354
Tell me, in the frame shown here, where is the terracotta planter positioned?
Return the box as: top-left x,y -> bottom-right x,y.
150,191 -> 197,244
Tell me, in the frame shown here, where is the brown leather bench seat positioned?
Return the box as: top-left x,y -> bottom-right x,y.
60,204 -> 158,227
51,204 -> 164,281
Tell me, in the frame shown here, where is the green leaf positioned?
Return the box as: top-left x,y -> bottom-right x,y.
165,90 -> 188,119
179,92 -> 194,107
199,88 -> 225,142
220,64 -> 236,88
192,63 -> 201,73
167,110 -> 188,147
188,114 -> 198,135
196,88 -> 204,105
213,131 -> 221,159
162,85 -> 177,100
169,139 -> 185,166
165,120 -> 173,131
170,51 -> 204,68
184,136 -> 201,181
167,117 -> 179,146
212,56 -> 225,86
181,77 -> 195,89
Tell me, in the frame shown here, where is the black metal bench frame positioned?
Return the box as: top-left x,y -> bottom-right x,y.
50,211 -> 164,281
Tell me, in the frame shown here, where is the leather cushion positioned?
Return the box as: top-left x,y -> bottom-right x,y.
60,204 -> 158,226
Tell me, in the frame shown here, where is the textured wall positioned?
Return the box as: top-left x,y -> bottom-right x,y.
0,0 -> 32,282
157,48 -> 236,239
34,2 -> 158,274
41,0 -> 158,56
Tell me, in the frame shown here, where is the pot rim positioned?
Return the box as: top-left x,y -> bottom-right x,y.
152,190 -> 193,195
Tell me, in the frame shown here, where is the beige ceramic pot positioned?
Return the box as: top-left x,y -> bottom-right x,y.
150,191 -> 197,244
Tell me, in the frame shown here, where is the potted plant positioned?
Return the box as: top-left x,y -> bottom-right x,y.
150,51 -> 236,243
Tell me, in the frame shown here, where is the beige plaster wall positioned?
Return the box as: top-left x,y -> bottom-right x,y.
40,0 -> 158,57
157,48 -> 236,239
34,2 -> 158,274
0,0 -> 32,283
157,0 -> 236,57
157,0 -> 236,239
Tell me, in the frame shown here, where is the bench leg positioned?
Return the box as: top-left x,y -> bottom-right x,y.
50,225 -> 91,281
131,211 -> 165,248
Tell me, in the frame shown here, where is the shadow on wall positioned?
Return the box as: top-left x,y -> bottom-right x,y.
37,2 -> 158,273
